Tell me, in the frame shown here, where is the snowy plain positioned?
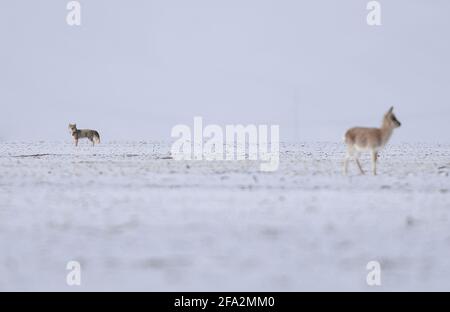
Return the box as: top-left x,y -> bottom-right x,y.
0,141 -> 449,291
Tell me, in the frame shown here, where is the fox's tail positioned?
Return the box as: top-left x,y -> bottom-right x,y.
94,131 -> 101,144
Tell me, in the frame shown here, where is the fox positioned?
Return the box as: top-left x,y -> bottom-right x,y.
343,107 -> 401,176
68,123 -> 101,147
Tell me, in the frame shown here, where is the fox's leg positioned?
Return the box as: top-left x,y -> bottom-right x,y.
371,151 -> 378,176
89,137 -> 95,147
74,138 -> 78,147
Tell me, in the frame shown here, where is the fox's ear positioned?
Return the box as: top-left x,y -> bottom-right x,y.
387,106 -> 394,114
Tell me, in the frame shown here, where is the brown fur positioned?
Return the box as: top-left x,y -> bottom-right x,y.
343,107 -> 401,175
68,124 -> 101,147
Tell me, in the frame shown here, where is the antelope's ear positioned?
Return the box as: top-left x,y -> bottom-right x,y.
387,106 -> 394,114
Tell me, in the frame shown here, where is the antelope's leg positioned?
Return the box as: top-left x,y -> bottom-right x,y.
343,156 -> 349,175
355,155 -> 365,175
343,150 -> 352,176
371,151 -> 378,176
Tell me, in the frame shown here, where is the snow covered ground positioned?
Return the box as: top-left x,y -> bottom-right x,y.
0,141 -> 449,291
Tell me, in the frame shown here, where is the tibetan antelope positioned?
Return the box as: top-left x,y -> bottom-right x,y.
343,107 -> 401,176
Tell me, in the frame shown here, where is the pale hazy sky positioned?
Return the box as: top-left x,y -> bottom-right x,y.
1,0 -> 449,142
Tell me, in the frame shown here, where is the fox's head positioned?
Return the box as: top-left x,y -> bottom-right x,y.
68,123 -> 77,132
384,107 -> 401,129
